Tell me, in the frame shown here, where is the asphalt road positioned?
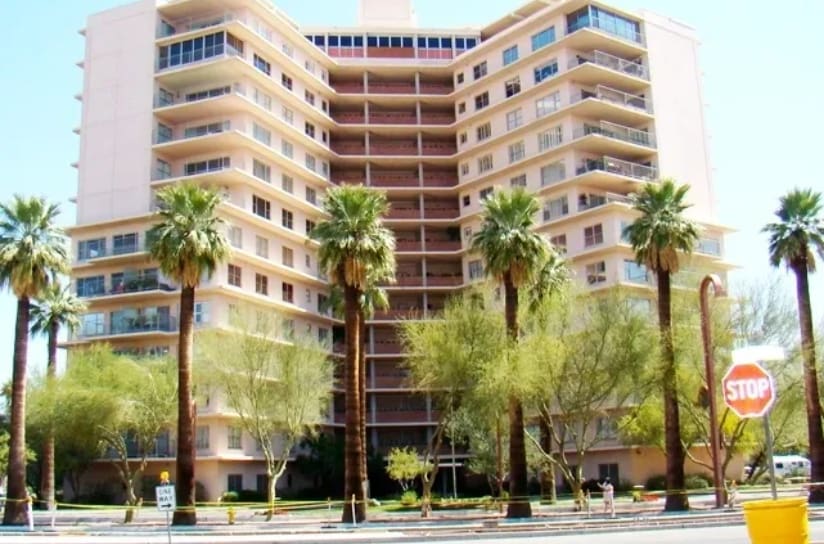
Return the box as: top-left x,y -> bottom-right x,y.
0,522 -> 821,544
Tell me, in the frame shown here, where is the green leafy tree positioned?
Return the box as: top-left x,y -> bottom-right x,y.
197,307 -> 332,518
523,289 -> 657,503
147,183 -> 230,525
401,289 -> 508,516
471,188 -> 550,519
30,283 -> 85,510
763,188 -> 824,502
52,347 -> 176,521
386,447 -> 427,492
625,179 -> 698,511
0,196 -> 68,525
311,185 -> 395,523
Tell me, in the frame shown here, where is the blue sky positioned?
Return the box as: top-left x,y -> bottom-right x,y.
0,0 -> 822,381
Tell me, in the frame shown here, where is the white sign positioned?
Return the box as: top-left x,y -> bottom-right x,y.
156,485 -> 176,511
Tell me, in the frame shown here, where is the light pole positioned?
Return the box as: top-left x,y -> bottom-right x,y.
699,274 -> 725,509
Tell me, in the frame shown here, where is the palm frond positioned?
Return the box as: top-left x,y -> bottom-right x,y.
31,282 -> 87,336
763,188 -> 824,272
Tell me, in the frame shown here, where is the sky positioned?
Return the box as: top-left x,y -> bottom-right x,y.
0,0 -> 822,382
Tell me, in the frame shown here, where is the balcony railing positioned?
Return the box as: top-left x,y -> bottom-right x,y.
575,121 -> 656,148
422,174 -> 458,188
331,81 -> 365,93
576,156 -> 657,181
578,192 -> 632,212
421,142 -> 457,156
394,276 -> 424,287
419,112 -> 455,125
424,241 -> 461,252
373,411 -> 430,423
577,85 -> 651,113
370,142 -> 419,156
425,275 -> 463,286
395,240 -> 423,252
371,341 -> 403,354
331,142 -> 366,155
110,316 -> 178,336
423,207 -> 460,219
332,111 -> 366,124
367,81 -> 416,94
697,238 -> 722,256
569,50 -> 649,80
77,279 -> 177,298
418,82 -> 453,95
371,172 -> 419,187
386,207 -> 421,220
568,14 -> 645,45
369,112 -> 418,124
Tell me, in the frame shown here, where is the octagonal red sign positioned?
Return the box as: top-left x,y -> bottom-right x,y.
722,362 -> 776,418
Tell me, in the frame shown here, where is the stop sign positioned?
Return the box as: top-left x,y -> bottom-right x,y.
722,362 -> 776,418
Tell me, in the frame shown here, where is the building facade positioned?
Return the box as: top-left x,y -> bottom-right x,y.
69,0 -> 732,500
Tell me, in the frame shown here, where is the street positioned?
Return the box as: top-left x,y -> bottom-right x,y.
0,521 -> 822,544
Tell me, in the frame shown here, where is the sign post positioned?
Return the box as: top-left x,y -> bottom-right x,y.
156,471 -> 175,544
725,347 -> 785,501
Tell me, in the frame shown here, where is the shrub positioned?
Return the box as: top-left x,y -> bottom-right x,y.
237,489 -> 266,502
685,474 -> 711,490
221,491 -> 239,503
645,474 -> 667,491
400,489 -> 418,506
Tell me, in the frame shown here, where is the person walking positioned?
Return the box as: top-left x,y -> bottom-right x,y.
598,477 -> 615,518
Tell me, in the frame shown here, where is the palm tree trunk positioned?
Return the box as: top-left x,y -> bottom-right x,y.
792,263 -> 824,502
172,286 -> 197,525
3,297 -> 31,525
342,284 -> 366,523
359,315 -> 368,497
503,274 -> 531,519
657,270 -> 688,511
39,320 -> 59,512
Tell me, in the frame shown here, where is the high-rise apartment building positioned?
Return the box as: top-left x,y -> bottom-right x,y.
69,0 -> 731,500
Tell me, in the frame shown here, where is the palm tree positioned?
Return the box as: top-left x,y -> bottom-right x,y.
763,188 -> 824,502
312,185 -> 395,523
30,283 -> 85,512
625,179 -> 698,511
472,188 -> 549,519
147,184 -> 230,525
0,196 -> 68,525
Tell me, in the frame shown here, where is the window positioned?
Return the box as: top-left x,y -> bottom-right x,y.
468,260 -> 484,280
534,60 -> 559,83
550,234 -> 567,253
281,140 -> 294,158
282,246 -> 294,267
620,221 -> 632,243
228,426 -> 242,449
227,474 -> 242,492
505,77 -> 521,98
598,462 -> 620,482
508,141 -> 525,163
157,31 -> 233,70
228,264 -> 242,287
281,73 -> 293,90
77,276 -> 105,298
255,273 -> 268,295
462,195 -> 471,207
282,282 -> 294,303
155,159 -> 172,180
304,90 -> 315,106
112,233 -> 138,255
305,288 -> 312,304
253,53 -> 271,75
80,312 -> 105,337
306,186 -> 317,205
305,154 -> 317,172
477,154 -> 493,173
544,195 -> 569,221
282,174 -> 294,193
480,187 -> 494,201
472,61 -> 487,80
510,174 -> 527,188
540,161 -> 566,186
457,102 -> 466,114
255,236 -> 269,258
531,27 -> 556,51
184,156 -> 230,175
183,121 -> 229,139
252,123 -> 271,146
586,261 -> 607,285
460,163 -> 470,176
502,45 -> 519,65
253,159 -> 271,182
282,106 -> 294,125
252,195 -> 271,219
568,6 -> 642,43
584,224 -> 604,247
536,91 -> 561,117
476,122 -> 492,141
228,226 -> 242,248
474,92 -> 489,110
305,254 -> 311,269
624,260 -> 648,283
506,108 -> 523,131
463,226 -> 472,241
156,123 -> 172,143
282,209 -> 294,229
305,122 -> 315,138
78,238 -> 106,260
456,72 -> 464,84
305,219 -> 316,234
282,41 -> 294,57
538,126 -> 563,151
195,426 -> 209,449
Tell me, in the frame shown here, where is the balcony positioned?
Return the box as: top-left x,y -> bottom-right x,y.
393,275 -> 425,287
577,192 -> 631,212
576,156 -> 657,181
422,206 -> 460,220
425,274 -> 463,286
372,375 -> 409,388
374,411 -> 429,424
424,240 -> 461,252
387,206 -> 421,220
371,171 -> 419,188
419,111 -> 455,125
331,80 -> 365,94
577,85 -> 651,113
569,50 -> 648,81
396,240 -> 423,252
420,141 -> 457,156
575,121 -> 656,148
331,170 -> 366,185
697,238 -> 722,257
370,140 -> 418,156
110,316 -> 178,336
371,341 -> 403,355
367,80 -> 416,94
77,278 -> 177,299
332,110 -> 366,124
422,171 -> 458,188
419,81 -> 453,95
568,14 -> 645,46
331,140 -> 366,155
369,111 -> 418,125
373,308 -> 421,320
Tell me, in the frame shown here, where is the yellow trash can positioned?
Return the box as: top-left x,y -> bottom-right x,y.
742,497 -> 808,544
